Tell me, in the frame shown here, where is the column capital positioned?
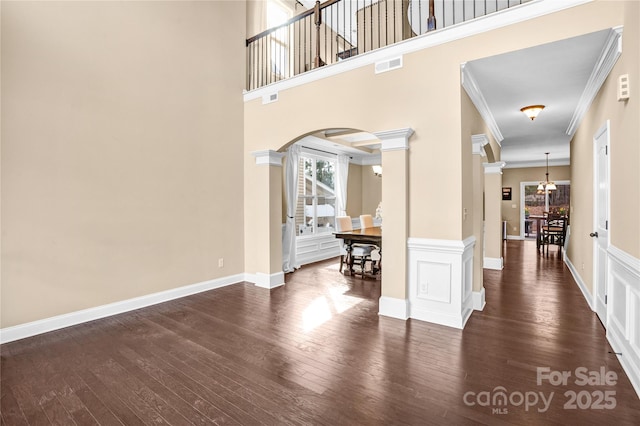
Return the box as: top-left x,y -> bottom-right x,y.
471,134 -> 490,157
251,150 -> 285,166
374,128 -> 415,151
483,161 -> 506,174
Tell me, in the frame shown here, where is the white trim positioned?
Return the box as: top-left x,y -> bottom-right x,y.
244,0 -> 593,102
473,287 -> 486,311
607,327 -> 640,400
564,255 -> 595,311
503,158 -> 570,169
0,274 -> 245,344
566,27 -> 623,137
471,134 -> 490,156
482,161 -> 506,174
608,245 -> 640,279
507,235 -> 525,241
353,155 -> 382,166
378,296 -> 409,320
247,271 -> 286,289
251,150 -> 285,166
462,65 -> 504,144
408,236 -> 475,329
483,257 -> 503,270
375,128 -> 415,151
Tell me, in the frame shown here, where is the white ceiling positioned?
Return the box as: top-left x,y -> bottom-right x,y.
463,29 -> 615,168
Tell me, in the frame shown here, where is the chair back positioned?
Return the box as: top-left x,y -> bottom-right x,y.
360,214 -> 374,229
335,216 -> 353,232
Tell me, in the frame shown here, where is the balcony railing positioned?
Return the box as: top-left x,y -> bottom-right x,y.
246,0 -> 531,91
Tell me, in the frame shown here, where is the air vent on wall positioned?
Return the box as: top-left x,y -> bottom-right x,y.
262,92 -> 279,104
375,56 -> 403,74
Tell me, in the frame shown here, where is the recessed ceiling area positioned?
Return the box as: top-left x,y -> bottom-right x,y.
462,28 -> 618,168
295,129 -> 381,165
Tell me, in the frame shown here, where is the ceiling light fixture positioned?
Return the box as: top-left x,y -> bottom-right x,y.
536,153 -> 556,194
520,104 -> 545,121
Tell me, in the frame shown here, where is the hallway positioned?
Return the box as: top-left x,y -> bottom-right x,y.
1,241 -> 639,424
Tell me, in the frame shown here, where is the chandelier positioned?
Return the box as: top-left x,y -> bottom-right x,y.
537,153 -> 556,194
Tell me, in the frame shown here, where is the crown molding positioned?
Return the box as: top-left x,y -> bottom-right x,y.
566,26 -> 623,137
461,64 -> 504,145
503,158 -> 570,168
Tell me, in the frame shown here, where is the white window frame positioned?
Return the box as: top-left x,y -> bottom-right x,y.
298,149 -> 337,238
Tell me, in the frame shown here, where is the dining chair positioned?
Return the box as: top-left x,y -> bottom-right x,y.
359,214 -> 374,229
359,214 -> 381,273
541,213 -> 567,255
335,216 -> 373,274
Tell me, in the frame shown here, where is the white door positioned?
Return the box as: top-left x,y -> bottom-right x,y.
593,121 -> 610,326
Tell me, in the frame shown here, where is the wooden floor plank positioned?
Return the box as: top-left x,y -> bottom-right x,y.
1,240 -> 640,425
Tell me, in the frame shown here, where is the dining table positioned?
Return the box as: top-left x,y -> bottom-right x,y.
333,226 -> 382,279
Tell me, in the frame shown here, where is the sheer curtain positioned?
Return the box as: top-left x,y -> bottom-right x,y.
336,155 -> 350,217
282,144 -> 301,272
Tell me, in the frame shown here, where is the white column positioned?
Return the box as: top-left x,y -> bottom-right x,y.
374,128 -> 413,320
471,135 -> 489,310
483,161 -> 506,270
246,150 -> 286,289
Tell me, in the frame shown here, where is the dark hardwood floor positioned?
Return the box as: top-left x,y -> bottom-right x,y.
2,240 -> 639,425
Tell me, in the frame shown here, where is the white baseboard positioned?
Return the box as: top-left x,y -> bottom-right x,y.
473,287 -> 486,311
483,257 -> 503,270
410,305 -> 472,329
607,325 -> 640,400
0,273 -> 245,344
246,271 -> 285,289
378,296 -> 409,320
564,255 -> 594,311
507,235 -> 524,240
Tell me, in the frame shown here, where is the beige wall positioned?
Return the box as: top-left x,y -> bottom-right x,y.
567,0 -> 640,295
361,164 -> 382,216
502,166 -> 571,236
243,0 -> 627,299
1,1 -> 247,328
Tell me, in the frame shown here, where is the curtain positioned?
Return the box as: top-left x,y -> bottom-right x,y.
283,144 -> 301,273
336,155 -> 350,217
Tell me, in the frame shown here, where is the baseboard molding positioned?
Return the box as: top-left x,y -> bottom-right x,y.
507,235 -> 524,240
410,304 -> 472,329
473,287 -> 486,311
378,296 -> 409,320
0,273 -> 245,345
483,256 -> 503,270
246,271 -> 285,289
564,256 -> 594,311
607,325 -> 640,400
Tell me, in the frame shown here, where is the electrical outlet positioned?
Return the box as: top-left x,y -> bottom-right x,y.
218,258 -> 224,268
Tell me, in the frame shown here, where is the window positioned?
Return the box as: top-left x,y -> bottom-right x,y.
297,154 -> 336,236
267,0 -> 291,78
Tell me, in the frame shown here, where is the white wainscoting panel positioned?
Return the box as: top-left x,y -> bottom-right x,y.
296,234 -> 341,266
408,236 -> 475,329
606,245 -> 640,399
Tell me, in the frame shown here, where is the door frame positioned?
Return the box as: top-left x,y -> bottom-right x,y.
593,120 -> 610,326
519,180 -> 571,240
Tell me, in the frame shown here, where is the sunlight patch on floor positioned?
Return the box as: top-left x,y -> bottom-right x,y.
301,284 -> 364,333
